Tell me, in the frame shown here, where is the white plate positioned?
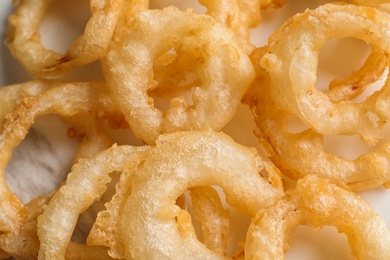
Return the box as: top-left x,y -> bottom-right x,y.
0,0 -> 389,259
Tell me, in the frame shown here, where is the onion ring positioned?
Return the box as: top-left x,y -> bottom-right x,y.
0,81 -> 118,255
37,144 -> 148,259
6,0 -> 123,76
261,3 -> 390,145
244,47 -> 390,190
262,3 -> 386,105
88,130 -> 283,258
106,7 -> 255,144
5,188 -> 112,259
245,175 -> 390,259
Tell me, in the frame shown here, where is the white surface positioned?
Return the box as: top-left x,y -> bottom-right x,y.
0,0 -> 389,259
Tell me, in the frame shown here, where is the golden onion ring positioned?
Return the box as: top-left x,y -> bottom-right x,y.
244,47 -> 390,190
88,130 -> 283,258
37,144 -> 148,259
6,0 -> 123,76
246,175 -> 390,259
262,3 -> 390,145
0,81 -> 117,255
106,7 -> 255,144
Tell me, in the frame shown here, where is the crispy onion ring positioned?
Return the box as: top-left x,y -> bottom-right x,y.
0,81 -> 118,255
262,3 -> 388,115
37,144 -> 148,259
149,0 -> 289,94
6,0 -> 123,76
88,130 -> 283,258
6,189 -> 112,259
244,47 -> 390,190
245,175 -> 390,259
261,3 -> 390,145
106,7 -> 255,144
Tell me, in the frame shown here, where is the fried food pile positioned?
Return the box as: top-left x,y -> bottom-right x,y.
1,0 -> 390,259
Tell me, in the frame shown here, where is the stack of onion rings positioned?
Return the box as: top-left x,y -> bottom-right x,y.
0,0 -> 389,259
